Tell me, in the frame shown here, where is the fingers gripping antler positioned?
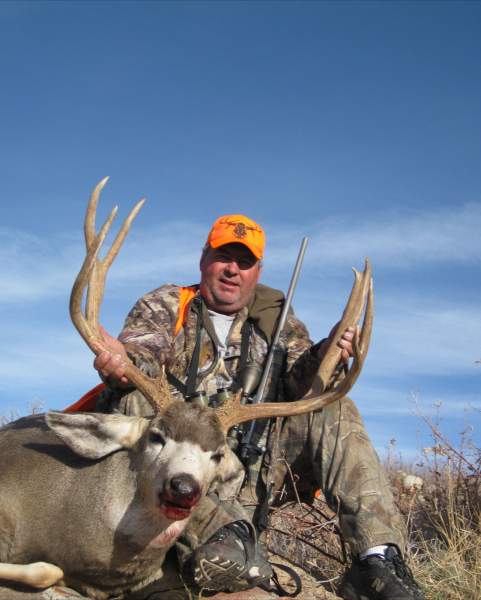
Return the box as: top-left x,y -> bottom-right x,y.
70,178 -> 174,413
215,262 -> 373,432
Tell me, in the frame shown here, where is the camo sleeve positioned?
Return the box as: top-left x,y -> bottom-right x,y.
117,284 -> 180,377
279,311 -> 324,401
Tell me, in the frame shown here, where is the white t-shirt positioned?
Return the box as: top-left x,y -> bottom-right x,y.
208,309 -> 235,357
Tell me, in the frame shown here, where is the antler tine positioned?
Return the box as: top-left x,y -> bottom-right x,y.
70,178 -> 174,414
70,206 -> 118,342
102,200 -> 145,271
84,177 -> 108,324
84,177 -> 146,324
215,261 -> 374,433
84,176 -> 109,324
359,277 -> 374,356
84,176 -> 109,248
85,197 -> 145,323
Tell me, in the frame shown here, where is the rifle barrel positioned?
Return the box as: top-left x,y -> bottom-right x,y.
240,237 -> 308,460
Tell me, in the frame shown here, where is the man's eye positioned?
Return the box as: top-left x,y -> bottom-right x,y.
238,260 -> 253,269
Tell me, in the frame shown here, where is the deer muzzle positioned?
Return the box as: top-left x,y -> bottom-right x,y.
159,474 -> 202,520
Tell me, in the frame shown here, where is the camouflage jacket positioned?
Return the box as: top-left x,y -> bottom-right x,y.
95,283 -> 326,511
110,283 -> 323,409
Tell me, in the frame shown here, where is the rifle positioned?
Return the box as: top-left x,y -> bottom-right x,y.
238,237 -> 308,463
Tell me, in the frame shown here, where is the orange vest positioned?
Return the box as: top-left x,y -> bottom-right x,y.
64,286 -> 198,413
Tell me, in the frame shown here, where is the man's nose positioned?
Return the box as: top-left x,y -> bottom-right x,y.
224,260 -> 240,274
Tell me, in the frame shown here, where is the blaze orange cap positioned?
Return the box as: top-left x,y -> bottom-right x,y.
206,214 -> 265,260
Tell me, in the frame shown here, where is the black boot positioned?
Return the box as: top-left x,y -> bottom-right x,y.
187,520 -> 273,592
340,546 -> 425,600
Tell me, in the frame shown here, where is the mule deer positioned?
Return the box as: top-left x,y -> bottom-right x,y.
0,179 -> 373,599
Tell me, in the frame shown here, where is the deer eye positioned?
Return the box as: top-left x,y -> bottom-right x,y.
149,430 -> 166,445
211,450 -> 224,464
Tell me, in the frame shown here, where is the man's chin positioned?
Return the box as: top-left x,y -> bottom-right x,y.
210,293 -> 242,313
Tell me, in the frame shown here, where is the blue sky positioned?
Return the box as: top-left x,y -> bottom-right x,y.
1,1 -> 480,460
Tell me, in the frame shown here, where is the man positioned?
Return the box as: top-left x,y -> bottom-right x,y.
94,214 -> 424,600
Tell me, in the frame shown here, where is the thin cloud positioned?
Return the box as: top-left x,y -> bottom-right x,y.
0,229 -> 79,303
0,326 -> 92,384
0,223 -> 203,304
371,305 -> 481,376
265,202 -> 481,271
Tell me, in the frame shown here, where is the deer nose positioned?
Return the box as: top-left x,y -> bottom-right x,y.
169,474 -> 200,501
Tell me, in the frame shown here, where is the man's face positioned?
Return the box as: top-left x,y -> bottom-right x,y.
199,243 -> 261,315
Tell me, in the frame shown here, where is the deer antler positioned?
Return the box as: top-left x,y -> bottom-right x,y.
70,178 -> 174,413
214,262 -> 373,433
307,259 -> 372,395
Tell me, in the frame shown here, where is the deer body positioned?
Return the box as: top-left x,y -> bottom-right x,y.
0,403 -> 229,599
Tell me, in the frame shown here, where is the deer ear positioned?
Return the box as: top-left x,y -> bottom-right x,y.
45,412 -> 149,459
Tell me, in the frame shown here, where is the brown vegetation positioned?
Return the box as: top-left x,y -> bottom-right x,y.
260,409 -> 480,600
387,410 -> 480,600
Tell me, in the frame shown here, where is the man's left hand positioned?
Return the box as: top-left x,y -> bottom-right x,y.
338,325 -> 355,363
325,323 -> 356,364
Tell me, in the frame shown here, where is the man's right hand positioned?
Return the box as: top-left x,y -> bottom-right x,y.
93,325 -> 130,386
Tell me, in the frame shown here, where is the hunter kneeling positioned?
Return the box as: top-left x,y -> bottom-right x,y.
93,211 -> 424,600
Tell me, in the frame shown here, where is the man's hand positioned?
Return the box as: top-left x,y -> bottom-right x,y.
93,325 -> 130,386
338,325 -> 355,363
326,323 -> 356,364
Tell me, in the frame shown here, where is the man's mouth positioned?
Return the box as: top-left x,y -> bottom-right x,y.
218,278 -> 239,289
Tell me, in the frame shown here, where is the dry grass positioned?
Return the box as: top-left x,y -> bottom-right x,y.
386,410 -> 481,600
266,408 -> 480,599
267,498 -> 347,597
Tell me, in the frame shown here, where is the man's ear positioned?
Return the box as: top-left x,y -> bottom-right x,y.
199,245 -> 210,270
45,412 -> 149,460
